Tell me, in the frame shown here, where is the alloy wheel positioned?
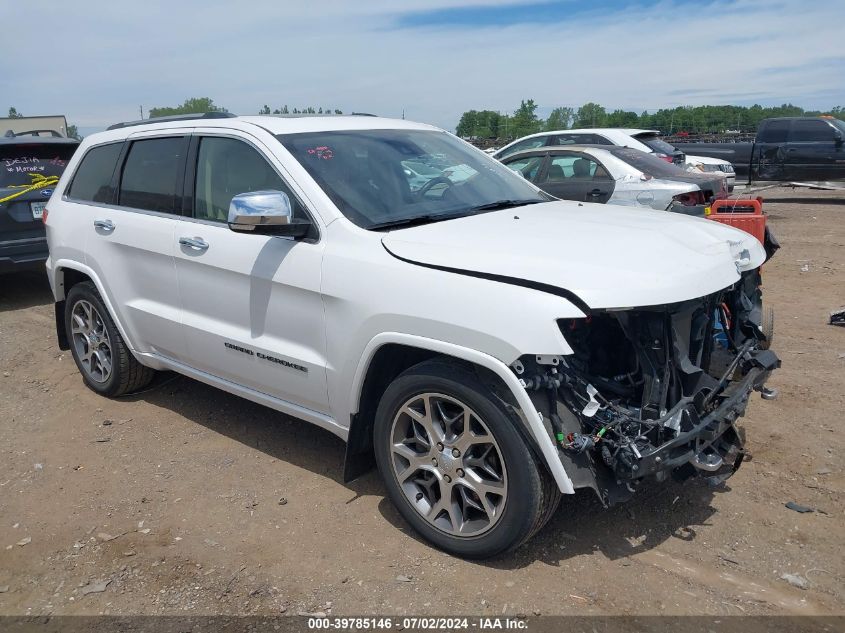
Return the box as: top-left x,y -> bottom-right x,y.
389,392 -> 507,537
70,299 -> 113,383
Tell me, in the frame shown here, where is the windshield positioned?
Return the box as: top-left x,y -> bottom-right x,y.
277,129 -> 547,229
611,148 -> 690,178
634,133 -> 677,155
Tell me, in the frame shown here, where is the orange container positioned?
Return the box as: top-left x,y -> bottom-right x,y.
707,197 -> 766,244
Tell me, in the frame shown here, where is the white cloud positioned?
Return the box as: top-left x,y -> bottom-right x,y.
1,0 -> 842,132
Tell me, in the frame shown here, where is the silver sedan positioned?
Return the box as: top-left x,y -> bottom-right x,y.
500,145 -> 728,216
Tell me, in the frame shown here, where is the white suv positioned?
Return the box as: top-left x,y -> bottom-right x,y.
45,113 -> 778,558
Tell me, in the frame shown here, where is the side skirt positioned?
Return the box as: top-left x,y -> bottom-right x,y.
132,351 -> 349,441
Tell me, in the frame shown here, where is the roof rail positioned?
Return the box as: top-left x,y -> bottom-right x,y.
107,112 -> 236,131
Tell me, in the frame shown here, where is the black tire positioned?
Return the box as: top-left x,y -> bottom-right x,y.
373,359 -> 559,559
759,305 -> 774,350
65,281 -> 155,397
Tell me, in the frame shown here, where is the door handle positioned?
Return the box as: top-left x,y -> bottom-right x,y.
93,219 -> 115,231
589,189 -> 603,197
179,236 -> 209,251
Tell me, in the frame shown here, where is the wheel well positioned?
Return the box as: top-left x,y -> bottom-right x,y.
54,267 -> 93,350
342,344 -> 526,483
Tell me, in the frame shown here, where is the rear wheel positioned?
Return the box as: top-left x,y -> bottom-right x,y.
65,281 -> 155,396
374,360 -> 559,558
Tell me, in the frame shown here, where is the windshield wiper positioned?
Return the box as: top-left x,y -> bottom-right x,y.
466,199 -> 546,212
368,200 -> 547,231
368,213 -> 464,231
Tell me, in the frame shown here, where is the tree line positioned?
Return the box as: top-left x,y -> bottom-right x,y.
147,97 -> 344,118
456,101 -> 845,140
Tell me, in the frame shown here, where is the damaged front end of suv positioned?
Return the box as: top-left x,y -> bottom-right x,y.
516,270 -> 780,505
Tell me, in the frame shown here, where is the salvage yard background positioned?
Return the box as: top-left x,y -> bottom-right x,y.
0,187 -> 843,615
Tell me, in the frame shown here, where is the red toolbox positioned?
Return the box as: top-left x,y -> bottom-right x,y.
707,197 -> 766,244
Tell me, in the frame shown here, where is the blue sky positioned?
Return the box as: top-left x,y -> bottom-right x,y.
1,0 -> 843,135
396,0 -> 702,28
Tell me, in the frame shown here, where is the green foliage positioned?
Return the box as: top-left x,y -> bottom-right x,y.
259,105 -> 343,115
7,107 -> 23,118
67,124 -> 81,140
545,107 -> 574,131
457,100 -> 845,140
148,97 -> 227,118
573,103 -> 607,128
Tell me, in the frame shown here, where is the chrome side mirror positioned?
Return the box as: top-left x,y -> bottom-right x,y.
227,190 -> 311,238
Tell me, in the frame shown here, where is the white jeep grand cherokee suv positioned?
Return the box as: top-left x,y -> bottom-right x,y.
45,113 -> 778,558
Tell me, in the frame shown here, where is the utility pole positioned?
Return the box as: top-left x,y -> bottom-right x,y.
139,105 -> 144,119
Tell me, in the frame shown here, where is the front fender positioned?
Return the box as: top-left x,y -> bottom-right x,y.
349,332 -> 575,494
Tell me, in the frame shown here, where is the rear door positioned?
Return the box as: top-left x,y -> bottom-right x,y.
0,140 -> 78,268
753,120 -> 790,181
172,131 -> 329,415
540,152 -> 615,203
784,119 -> 844,181
76,133 -> 187,359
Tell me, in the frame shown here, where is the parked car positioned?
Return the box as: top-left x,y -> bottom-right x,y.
46,113 -> 778,558
672,116 -> 845,186
493,128 -> 736,191
1,117 -> 79,273
500,145 -> 727,215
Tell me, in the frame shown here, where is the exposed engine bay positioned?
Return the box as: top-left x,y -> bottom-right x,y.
516,269 -> 780,505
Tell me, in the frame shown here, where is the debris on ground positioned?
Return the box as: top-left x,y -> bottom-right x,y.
80,579 -> 111,595
785,501 -> 814,513
780,573 -> 809,590
830,308 -> 845,326
16,536 -> 31,547
395,575 -> 413,583
0,586 -> 9,593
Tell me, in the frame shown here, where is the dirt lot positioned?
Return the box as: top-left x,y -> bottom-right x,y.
0,187 -> 843,617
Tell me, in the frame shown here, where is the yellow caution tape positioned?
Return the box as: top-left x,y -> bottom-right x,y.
0,172 -> 60,206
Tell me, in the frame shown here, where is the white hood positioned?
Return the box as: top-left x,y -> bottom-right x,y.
381,201 -> 765,310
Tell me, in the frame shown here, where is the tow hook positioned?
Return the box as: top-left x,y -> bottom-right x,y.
691,451 -> 723,472
757,386 -> 779,400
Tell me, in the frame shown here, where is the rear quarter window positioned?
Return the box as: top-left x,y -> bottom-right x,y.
67,142 -> 123,203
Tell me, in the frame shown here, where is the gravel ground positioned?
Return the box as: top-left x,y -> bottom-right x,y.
0,187 -> 843,617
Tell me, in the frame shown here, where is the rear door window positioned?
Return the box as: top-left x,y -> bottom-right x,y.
759,120 -> 790,143
544,154 -> 611,181
67,142 -> 123,203
789,119 -> 836,142
119,137 -> 188,213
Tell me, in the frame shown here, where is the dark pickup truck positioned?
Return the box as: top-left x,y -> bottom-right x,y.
1,118 -> 79,273
673,117 -> 845,186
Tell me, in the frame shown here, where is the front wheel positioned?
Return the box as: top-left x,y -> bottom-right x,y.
374,360 -> 559,558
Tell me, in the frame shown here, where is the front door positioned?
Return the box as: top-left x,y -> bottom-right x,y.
784,118 -> 845,181
172,133 -> 329,415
